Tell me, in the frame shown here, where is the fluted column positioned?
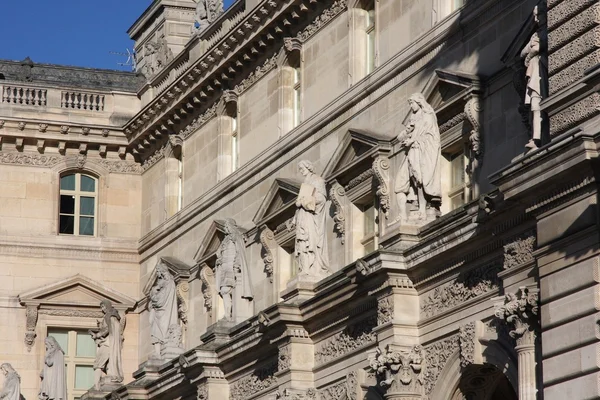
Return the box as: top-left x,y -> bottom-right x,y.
494,286 -> 539,400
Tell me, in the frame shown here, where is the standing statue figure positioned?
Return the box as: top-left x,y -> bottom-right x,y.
216,218 -> 253,320
39,337 -> 67,400
149,263 -> 179,359
394,93 -> 441,223
521,3 -> 547,151
193,0 -> 224,34
0,364 -> 20,400
291,160 -> 330,280
89,300 -> 124,390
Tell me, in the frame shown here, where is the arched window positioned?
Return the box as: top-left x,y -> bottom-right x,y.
59,172 -> 97,236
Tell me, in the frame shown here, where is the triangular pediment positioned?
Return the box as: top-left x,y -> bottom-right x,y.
252,178 -> 302,227
502,11 -> 536,67
323,129 -> 392,180
19,274 -> 136,311
194,220 -> 227,265
422,69 -> 482,111
142,256 -> 193,295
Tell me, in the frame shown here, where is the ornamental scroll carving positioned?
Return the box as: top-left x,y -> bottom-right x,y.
315,317 -> 376,365
372,156 -> 391,219
377,297 -> 393,326
464,96 -> 483,180
277,388 -> 317,400
503,232 -> 535,269
229,363 -> 278,400
233,54 -> 278,95
197,384 -> 208,400
278,344 -> 291,371
199,265 -> 214,317
176,281 -> 189,328
24,305 -> 39,351
318,372 -> 357,400
421,262 -> 501,318
259,226 -> 275,282
0,153 -> 62,167
494,286 -> 539,346
329,181 -> 346,244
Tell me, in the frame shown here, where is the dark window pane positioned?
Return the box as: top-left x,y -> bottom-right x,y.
80,175 -> 96,192
59,215 -> 75,234
60,195 -> 75,214
60,174 -> 75,191
79,217 -> 94,236
80,197 -> 95,216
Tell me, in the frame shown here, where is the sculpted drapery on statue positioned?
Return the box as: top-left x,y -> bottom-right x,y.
521,4 -> 547,151
39,337 -> 67,400
0,364 -> 20,400
216,218 -> 253,320
89,300 -> 124,390
394,93 -> 441,223
291,160 -> 330,280
148,263 -> 179,358
193,0 -> 224,34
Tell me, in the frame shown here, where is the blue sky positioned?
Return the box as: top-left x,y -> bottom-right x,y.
0,0 -> 236,71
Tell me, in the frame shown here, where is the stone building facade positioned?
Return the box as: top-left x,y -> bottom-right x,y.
0,0 -> 595,399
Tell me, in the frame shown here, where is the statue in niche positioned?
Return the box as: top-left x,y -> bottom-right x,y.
216,218 -> 253,320
394,93 -> 441,224
290,160 -> 330,280
39,337 -> 67,400
89,300 -> 124,390
0,364 -> 20,400
149,263 -> 180,359
521,3 -> 547,151
193,0 -> 224,34
143,35 -> 172,76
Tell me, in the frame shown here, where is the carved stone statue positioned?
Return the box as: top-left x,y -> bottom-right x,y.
89,300 -> 124,390
394,93 -> 441,223
291,160 -> 330,281
216,218 -> 253,320
149,263 -> 180,359
193,0 -> 224,34
39,337 -> 67,400
521,4 -> 547,151
144,35 -> 173,76
0,364 -> 20,400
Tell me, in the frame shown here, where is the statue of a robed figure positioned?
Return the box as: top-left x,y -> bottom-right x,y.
521,3 -> 547,151
289,160 -> 330,281
89,300 -> 124,391
0,364 -> 20,400
39,337 -> 67,400
148,263 -> 180,359
215,218 -> 253,321
394,93 -> 441,224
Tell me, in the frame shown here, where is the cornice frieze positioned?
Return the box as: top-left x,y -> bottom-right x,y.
0,240 -> 139,263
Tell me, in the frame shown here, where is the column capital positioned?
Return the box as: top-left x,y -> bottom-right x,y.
494,286 -> 539,346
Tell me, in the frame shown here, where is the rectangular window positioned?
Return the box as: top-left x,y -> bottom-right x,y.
448,151 -> 467,210
48,328 -> 96,400
360,202 -> 378,254
177,159 -> 183,211
293,67 -> 301,128
231,115 -> 239,172
365,2 -> 376,75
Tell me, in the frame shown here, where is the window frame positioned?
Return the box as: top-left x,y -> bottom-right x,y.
365,1 -> 376,75
58,172 -> 98,237
445,146 -> 469,211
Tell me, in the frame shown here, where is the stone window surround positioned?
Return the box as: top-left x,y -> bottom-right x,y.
348,0 -> 380,86
59,171 -> 98,237
50,158 -> 111,239
278,37 -> 304,137
323,128 -> 392,264
253,178 -> 302,295
216,91 -> 240,181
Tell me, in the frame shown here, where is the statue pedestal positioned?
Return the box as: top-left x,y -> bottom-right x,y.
80,382 -> 123,400
161,346 -> 184,360
281,278 -> 318,303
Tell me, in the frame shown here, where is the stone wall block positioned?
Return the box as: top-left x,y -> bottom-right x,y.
549,49 -> 600,93
548,3 -> 600,54
548,0 -> 597,31
549,26 -> 600,75
549,92 -> 600,135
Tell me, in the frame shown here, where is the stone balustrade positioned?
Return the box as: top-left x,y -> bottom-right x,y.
2,85 -> 47,106
61,91 -> 105,111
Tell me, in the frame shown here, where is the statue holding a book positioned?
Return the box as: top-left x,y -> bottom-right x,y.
291,160 -> 330,281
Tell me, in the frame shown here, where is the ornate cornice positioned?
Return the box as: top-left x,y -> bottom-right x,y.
0,152 -> 62,167
0,240 -> 139,263
296,0 -> 348,42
